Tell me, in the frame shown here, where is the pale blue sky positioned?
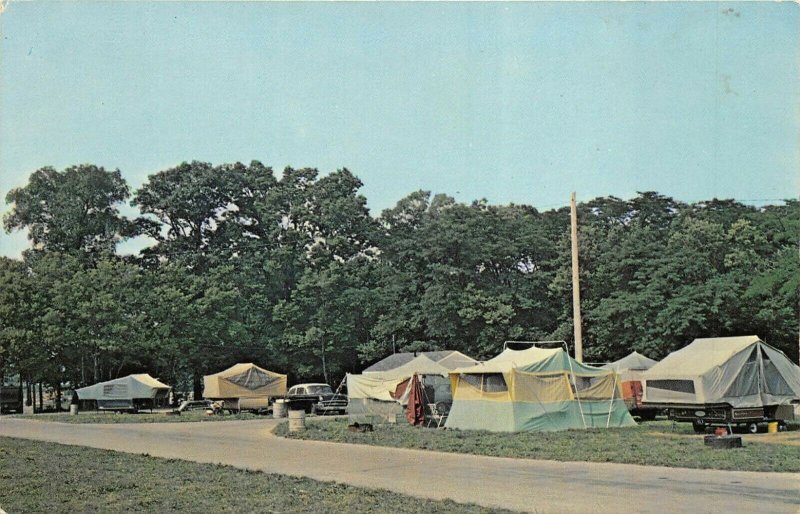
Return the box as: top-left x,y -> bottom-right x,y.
1,1 -> 798,257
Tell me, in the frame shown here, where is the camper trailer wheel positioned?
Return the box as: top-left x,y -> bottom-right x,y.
692,419 -> 707,433
746,422 -> 759,434
638,410 -> 657,421
778,422 -> 788,432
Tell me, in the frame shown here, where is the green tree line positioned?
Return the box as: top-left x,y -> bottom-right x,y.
1,163 -> 797,400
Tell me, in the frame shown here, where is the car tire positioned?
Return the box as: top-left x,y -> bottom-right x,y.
747,422 -> 759,434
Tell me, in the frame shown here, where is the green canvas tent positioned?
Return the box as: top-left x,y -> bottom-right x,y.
445,346 -> 636,432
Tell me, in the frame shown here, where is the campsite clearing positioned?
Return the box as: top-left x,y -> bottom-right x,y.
10,410 -> 264,424
277,418 -> 800,472
0,436 -> 506,514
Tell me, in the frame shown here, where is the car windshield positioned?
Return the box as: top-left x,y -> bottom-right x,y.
307,385 -> 333,394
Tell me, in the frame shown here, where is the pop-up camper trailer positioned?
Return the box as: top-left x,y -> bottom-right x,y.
642,336 -> 800,432
203,363 -> 287,412
75,374 -> 171,412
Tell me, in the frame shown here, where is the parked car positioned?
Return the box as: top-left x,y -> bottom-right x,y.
285,383 -> 347,415
177,399 -> 214,412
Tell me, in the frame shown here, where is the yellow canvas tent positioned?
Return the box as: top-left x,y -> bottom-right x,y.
203,363 -> 287,411
445,346 -> 636,432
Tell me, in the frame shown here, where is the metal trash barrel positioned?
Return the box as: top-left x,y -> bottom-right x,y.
273,399 -> 288,419
69,404 -> 78,416
288,409 -> 306,432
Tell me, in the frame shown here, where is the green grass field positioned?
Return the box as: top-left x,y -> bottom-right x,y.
0,436 -> 512,513
10,410 -> 265,424
277,418 -> 800,473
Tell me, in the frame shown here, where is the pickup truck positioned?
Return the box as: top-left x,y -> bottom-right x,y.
285,383 -> 347,415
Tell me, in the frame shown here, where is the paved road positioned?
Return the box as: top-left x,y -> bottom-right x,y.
1,418 -> 798,513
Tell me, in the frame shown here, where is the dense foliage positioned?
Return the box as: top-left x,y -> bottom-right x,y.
1,163 -> 797,396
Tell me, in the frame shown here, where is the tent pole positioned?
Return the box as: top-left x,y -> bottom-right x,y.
606,372 -> 618,428
566,356 -> 587,429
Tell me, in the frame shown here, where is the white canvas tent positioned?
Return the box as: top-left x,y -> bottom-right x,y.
601,351 -> 659,418
602,351 -> 658,382
642,336 -> 800,409
75,374 -> 171,411
363,351 -> 477,373
349,353 -> 475,424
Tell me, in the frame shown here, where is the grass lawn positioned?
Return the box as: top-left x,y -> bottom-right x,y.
276,418 -> 800,473
10,410 -> 265,424
0,436 -> 511,513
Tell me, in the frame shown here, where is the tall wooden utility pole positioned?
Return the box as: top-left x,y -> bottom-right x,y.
570,192 -> 583,362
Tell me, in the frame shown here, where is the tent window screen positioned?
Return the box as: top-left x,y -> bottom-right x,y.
482,373 -> 508,392
725,349 -> 760,398
226,368 -> 276,390
103,384 -> 128,397
574,376 -> 603,391
458,373 -> 508,392
762,349 -> 794,396
460,374 -> 482,390
648,379 -> 695,394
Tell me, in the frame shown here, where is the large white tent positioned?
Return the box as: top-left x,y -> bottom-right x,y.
363,351 -> 477,373
349,353 -> 476,424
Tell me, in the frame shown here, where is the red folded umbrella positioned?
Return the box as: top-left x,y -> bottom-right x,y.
405,374 -> 425,426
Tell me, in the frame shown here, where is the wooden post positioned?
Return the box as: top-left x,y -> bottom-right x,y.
570,192 -> 583,363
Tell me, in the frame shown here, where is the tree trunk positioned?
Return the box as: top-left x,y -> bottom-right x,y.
25,380 -> 32,407
38,382 -> 44,412
193,372 -> 203,400
56,382 -> 62,411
